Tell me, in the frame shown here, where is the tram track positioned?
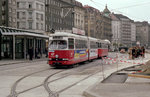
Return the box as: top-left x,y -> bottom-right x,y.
7,68 -> 51,97
43,59 -> 104,97
7,59 -> 104,97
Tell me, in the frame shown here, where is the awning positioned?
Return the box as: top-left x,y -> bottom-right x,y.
0,26 -> 49,39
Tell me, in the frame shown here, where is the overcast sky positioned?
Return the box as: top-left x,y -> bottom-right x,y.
78,0 -> 150,22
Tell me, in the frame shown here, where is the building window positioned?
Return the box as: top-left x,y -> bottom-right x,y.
22,12 -> 26,19
29,22 -> 32,29
17,22 -> 20,28
28,12 -> 32,19
17,12 -> 19,19
36,23 -> 39,29
9,17 -> 12,22
17,2 -> 19,8
29,2 -> 32,9
41,14 -> 43,21
41,23 -> 43,30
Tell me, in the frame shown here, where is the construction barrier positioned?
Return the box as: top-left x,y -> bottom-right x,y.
102,56 -> 145,65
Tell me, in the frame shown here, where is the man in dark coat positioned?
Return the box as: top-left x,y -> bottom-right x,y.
28,47 -> 33,60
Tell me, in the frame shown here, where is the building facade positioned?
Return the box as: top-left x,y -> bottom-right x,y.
84,5 -> 101,38
16,0 -> 45,33
101,6 -> 112,41
73,0 -> 85,30
45,0 -> 74,34
113,14 -> 133,47
131,21 -> 136,46
111,13 -> 121,47
135,21 -> 150,47
0,0 -> 17,28
0,26 -> 48,60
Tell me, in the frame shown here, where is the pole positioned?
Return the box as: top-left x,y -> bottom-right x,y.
0,34 -> 1,60
102,57 -> 105,80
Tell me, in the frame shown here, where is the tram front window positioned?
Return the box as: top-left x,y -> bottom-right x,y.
50,40 -> 67,49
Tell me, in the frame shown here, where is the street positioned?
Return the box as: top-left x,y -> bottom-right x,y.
0,52 -> 150,97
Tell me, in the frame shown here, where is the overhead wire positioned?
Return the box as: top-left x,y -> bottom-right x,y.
89,0 -> 150,22
111,1 -> 150,11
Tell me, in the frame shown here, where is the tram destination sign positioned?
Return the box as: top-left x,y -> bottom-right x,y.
72,28 -> 85,36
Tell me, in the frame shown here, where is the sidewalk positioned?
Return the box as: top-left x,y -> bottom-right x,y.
0,57 -> 48,66
83,53 -> 150,97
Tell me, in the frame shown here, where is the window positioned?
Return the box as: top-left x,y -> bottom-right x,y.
41,23 -> 43,30
17,2 -> 19,8
9,0 -> 12,3
28,12 -> 32,19
90,41 -> 98,49
17,12 -> 19,18
75,39 -> 87,49
17,22 -> 20,28
50,40 -> 67,50
29,2 -> 32,9
41,14 -> 43,21
68,38 -> 74,49
29,22 -> 32,29
22,12 -> 26,19
36,23 -> 39,29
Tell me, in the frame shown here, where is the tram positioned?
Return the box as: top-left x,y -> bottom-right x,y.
97,39 -> 109,58
48,32 -> 109,67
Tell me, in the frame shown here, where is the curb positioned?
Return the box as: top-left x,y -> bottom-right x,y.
0,58 -> 48,66
82,64 -> 143,97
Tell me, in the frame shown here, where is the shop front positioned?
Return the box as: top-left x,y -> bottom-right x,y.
0,27 -> 49,60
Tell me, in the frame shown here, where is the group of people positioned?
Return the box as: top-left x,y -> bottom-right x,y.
128,46 -> 145,60
27,47 -> 48,60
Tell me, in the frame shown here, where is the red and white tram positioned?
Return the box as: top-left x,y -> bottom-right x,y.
48,32 -> 88,67
88,37 -> 98,60
97,39 -> 109,58
48,32 -> 109,67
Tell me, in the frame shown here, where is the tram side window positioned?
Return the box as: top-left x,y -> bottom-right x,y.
98,43 -> 101,48
90,41 -> 98,49
75,39 -> 87,49
101,43 -> 108,49
68,38 -> 74,49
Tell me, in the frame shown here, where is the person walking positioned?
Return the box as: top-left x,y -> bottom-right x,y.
132,47 -> 135,59
45,47 -> 48,58
35,47 -> 38,59
141,46 -> 145,58
28,46 -> 33,60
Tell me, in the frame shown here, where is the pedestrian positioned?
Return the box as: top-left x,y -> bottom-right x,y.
141,46 -> 145,58
128,47 -> 132,60
35,47 -> 38,59
28,46 -> 33,60
38,48 -> 42,57
45,47 -> 48,58
132,47 -> 135,59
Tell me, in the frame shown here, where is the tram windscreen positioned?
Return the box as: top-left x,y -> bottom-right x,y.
49,40 -> 67,49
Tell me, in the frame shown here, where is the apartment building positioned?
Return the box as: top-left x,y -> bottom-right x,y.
45,0 -> 74,34
74,0 -> 85,30
111,13 -> 134,47
84,5 -> 101,38
0,0 -> 17,28
16,0 -> 45,33
135,21 -> 150,47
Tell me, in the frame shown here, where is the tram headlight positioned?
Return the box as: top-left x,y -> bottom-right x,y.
49,58 -> 52,61
55,55 -> 59,58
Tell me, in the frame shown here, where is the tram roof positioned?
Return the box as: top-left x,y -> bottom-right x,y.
0,26 -> 48,38
50,32 -> 88,39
